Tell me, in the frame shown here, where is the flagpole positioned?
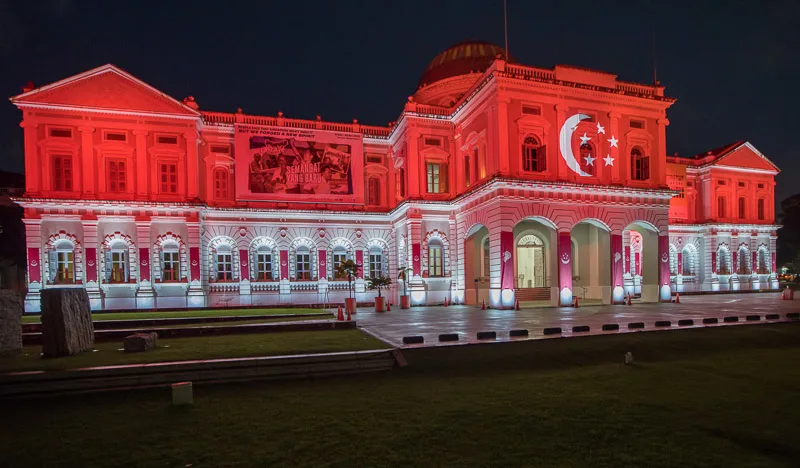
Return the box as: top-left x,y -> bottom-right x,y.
504,0 -> 509,60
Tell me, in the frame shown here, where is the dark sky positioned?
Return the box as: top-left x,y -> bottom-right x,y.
1,0 -> 798,203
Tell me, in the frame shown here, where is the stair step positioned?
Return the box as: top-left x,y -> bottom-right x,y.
514,288 -> 550,301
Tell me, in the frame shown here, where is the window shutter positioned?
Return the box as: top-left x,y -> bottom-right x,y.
104,250 -> 112,281
48,250 -> 57,282
440,165 -> 448,192
539,145 -> 547,171
123,251 -> 130,282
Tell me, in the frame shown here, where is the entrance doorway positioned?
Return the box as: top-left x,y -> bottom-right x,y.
516,234 -> 545,288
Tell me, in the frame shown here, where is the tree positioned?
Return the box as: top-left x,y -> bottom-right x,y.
398,266 -> 413,296
334,259 -> 360,299
367,275 -> 392,298
778,194 -> 800,267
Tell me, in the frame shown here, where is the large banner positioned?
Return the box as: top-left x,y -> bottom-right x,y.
235,124 -> 364,202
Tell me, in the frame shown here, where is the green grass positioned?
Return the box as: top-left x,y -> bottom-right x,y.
0,329 -> 387,373
21,307 -> 326,324
1,324 -> 799,467
122,315 -> 330,330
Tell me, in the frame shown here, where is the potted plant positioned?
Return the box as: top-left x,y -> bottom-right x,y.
335,259 -> 360,315
398,266 -> 413,309
367,275 -> 392,312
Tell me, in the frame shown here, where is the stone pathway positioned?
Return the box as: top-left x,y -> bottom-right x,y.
354,293 -> 800,347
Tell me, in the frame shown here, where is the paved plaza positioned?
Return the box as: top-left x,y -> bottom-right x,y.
355,293 -> 800,347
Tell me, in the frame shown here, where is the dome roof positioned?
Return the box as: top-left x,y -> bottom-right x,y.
417,40 -> 507,89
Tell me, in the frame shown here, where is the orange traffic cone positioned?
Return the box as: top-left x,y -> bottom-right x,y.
346,308 -> 352,321
386,302 -> 391,311
444,297 -> 449,307
481,299 -> 486,310
337,305 -> 344,321
675,293 -> 680,304
574,296 -> 580,308
627,293 -> 632,306
515,299 -> 521,311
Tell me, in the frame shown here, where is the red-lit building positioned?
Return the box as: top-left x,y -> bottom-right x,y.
11,41 -> 780,312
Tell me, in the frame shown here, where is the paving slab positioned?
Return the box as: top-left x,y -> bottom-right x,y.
354,293 -> 800,347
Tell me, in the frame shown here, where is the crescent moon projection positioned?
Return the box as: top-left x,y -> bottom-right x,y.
559,113 -> 592,177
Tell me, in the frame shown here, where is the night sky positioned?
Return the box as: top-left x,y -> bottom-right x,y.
1,0 -> 798,204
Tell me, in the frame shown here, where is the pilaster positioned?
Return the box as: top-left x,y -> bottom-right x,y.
79,126 -> 96,197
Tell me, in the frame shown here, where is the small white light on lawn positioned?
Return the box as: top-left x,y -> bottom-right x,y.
172,381 -> 193,406
624,352 -> 633,365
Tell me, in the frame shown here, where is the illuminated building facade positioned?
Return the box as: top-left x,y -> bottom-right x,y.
11,41 -> 780,311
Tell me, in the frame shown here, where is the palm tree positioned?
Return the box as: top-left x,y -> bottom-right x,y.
335,259 -> 360,299
367,275 -> 392,298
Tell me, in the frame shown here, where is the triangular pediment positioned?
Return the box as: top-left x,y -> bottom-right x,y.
714,142 -> 779,172
10,64 -> 199,117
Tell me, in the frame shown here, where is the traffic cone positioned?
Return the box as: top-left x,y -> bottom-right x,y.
574,296 -> 580,308
675,293 -> 680,304
481,299 -> 486,310
627,293 -> 632,306
386,302 -> 391,311
444,297 -> 449,307
346,308 -> 352,321
515,299 -> 520,311
337,305 -> 344,321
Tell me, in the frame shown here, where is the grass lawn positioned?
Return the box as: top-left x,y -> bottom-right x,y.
1,323 -> 799,467
122,315 -> 330,329
21,307 -> 327,324
0,329 -> 387,373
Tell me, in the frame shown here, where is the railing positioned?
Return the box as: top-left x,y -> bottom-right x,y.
290,281 -> 318,292
615,81 -> 661,97
201,111 -> 235,125
209,282 -> 240,293
201,111 -> 392,139
504,63 -> 556,81
251,281 -> 280,292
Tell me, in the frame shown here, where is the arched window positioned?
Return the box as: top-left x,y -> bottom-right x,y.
681,246 -> 695,276
737,246 -> 750,275
215,244 -> 233,281
522,136 -> 545,172
214,168 -> 229,200
428,239 -> 444,277
718,247 -> 731,275
107,240 -> 129,283
255,245 -> 274,281
464,152 -> 472,188
631,147 -> 650,181
295,246 -> 312,280
758,247 -> 769,274
482,237 -> 490,279
368,246 -> 384,278
332,246 -> 349,279
367,177 -> 380,206
579,142 -> 595,176
52,240 -> 75,284
161,242 -> 180,282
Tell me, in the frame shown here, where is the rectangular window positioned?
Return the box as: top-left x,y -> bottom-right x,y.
104,132 -> 126,142
210,145 -> 229,154
160,163 -> 178,193
55,251 -> 74,283
162,252 -> 179,281
464,154 -> 471,188
369,253 -> 383,279
49,128 -> 72,138
424,137 -> 441,147
333,252 -> 348,279
429,245 -> 443,277
366,154 -> 383,164
757,199 -> 765,221
758,183 -> 764,189
367,178 -> 380,205
397,168 -> 405,198
296,254 -> 311,280
216,253 -> 233,281
256,253 -> 273,280
52,155 -> 73,191
107,159 -> 127,193
110,252 -> 126,283
718,180 -> 726,186
426,163 -> 447,193
738,197 -> 746,219
521,105 -> 542,116
738,181 -> 746,188
630,119 -> 645,129
718,196 -> 727,218
157,135 -> 178,145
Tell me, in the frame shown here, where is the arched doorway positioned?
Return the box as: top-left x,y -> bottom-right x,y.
516,234 -> 545,288
623,222 -> 661,302
570,220 -> 611,304
463,224 -> 489,305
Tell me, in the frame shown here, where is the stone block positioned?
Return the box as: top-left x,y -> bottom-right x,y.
40,288 -> 94,357
509,329 -> 529,337
678,319 -> 694,326
402,335 -> 424,344
0,291 -> 23,356
438,333 -> 459,342
627,322 -> 645,329
702,318 -> 719,324
123,332 -> 158,353
542,327 -> 562,335
655,320 -> 671,327
723,316 -> 739,323
476,331 -> 496,340
572,325 -> 590,333
602,324 -> 619,331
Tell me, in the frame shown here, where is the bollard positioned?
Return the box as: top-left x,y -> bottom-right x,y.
172,381 -> 193,406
